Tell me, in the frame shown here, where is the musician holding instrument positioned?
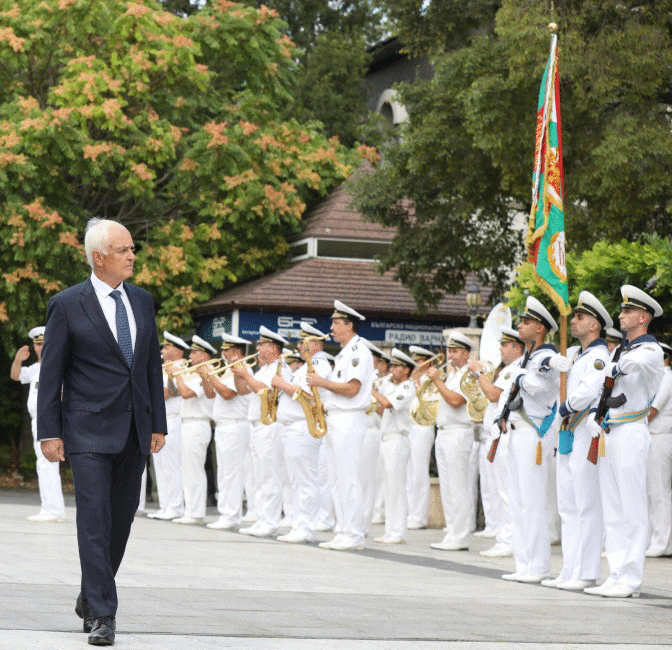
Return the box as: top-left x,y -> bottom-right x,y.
584,285 -> 664,598
427,331 -> 474,552
500,297 -> 568,583
406,345 -> 440,530
207,333 -> 254,531
172,335 -> 217,525
270,323 -> 331,543
372,348 -> 416,544
233,326 -> 289,538
307,300 -> 374,551
542,291 -> 612,592
361,340 -> 391,532
147,332 -> 190,521
468,327 -> 524,559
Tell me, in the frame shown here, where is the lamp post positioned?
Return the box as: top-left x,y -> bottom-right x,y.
466,280 -> 481,328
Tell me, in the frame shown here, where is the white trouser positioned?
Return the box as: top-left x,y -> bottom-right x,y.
243,445 -> 255,517
381,433 -> 410,538
556,423 -> 603,580
599,422 -> 651,590
406,423 -> 435,527
647,433 -> 672,555
315,441 -> 334,529
280,420 -> 321,538
507,423 -> 552,576
479,440 -> 499,533
214,418 -> 251,525
31,420 -> 65,518
491,432 -> 512,548
372,455 -> 385,522
361,425 -> 382,533
467,438 -> 479,532
324,409 -> 367,544
249,421 -> 283,529
138,466 -> 147,511
435,424 -> 474,547
181,418 -> 212,519
546,451 -> 561,543
152,414 -> 184,516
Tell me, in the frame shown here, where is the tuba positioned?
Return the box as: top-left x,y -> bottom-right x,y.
410,355 -> 449,426
292,344 -> 328,439
460,361 -> 495,423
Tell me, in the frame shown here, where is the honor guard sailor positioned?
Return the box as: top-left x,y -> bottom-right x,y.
500,297 -> 569,583
307,300 -> 375,551
427,331 -> 475,551
372,348 -> 416,543
148,331 -> 189,520
605,327 -> 624,354
542,291 -> 612,591
584,285 -> 665,597
207,333 -> 253,531
645,341 -> 672,557
233,326 -> 290,537
173,335 -> 216,525
11,326 -> 66,522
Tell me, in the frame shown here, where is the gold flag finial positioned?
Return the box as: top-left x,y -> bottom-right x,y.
548,22 -> 558,33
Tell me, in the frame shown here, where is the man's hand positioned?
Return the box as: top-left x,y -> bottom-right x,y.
150,433 -> 166,453
14,345 -> 31,362
41,439 -> 65,462
466,358 -> 483,374
306,372 -> 327,388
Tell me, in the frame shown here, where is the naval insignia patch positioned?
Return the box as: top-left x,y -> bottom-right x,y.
594,359 -> 605,370
352,358 -> 359,367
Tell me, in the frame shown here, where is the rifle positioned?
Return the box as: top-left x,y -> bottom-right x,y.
587,342 -> 625,464
487,343 -> 535,463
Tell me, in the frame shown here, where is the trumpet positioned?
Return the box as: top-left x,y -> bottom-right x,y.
413,352 -> 445,374
162,359 -> 188,370
170,358 -> 221,376
208,353 -> 259,377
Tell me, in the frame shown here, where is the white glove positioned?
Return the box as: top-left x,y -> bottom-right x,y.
586,416 -> 602,439
548,354 -> 571,372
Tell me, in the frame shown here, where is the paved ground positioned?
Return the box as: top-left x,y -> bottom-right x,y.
1,489 -> 671,649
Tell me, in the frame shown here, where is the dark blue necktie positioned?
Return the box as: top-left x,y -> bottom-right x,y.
110,290 -> 133,366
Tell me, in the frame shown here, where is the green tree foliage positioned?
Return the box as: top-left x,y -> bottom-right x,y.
353,0 -> 672,310
0,0 -> 361,350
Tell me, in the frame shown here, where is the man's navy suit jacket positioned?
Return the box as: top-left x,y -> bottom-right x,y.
37,277 -> 167,454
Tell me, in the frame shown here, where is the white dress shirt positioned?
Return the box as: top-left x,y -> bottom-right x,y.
90,273 -> 137,350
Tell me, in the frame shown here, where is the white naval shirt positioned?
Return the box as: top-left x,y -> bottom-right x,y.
211,373 -> 253,422
649,366 -> 672,435
277,353 -> 330,424
380,378 -> 414,437
565,339 -> 611,415
509,344 -> 561,424
324,335 -> 374,411
436,365 -> 471,428
248,359 -> 288,422
19,362 -> 40,420
180,375 -> 212,420
163,371 -> 182,418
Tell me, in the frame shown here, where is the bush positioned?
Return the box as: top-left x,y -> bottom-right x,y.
18,449 -> 37,480
0,444 -> 10,473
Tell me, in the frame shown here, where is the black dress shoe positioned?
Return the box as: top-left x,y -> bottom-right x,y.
75,593 -> 94,633
88,616 -> 115,646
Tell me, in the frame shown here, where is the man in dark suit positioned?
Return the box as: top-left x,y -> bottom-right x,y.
37,218 -> 167,646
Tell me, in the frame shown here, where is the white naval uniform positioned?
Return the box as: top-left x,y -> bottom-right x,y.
406,371 -> 436,529
20,362 -> 65,519
505,344 -> 560,577
646,364 -> 672,556
599,335 -> 664,590
180,374 -> 212,519
380,378 -> 414,540
248,359 -> 290,531
323,335 -> 375,546
276,351 -> 331,540
361,373 -> 391,532
434,365 -> 474,548
212,374 -> 252,527
556,340 -> 610,581
151,374 -> 184,517
479,399 -> 500,536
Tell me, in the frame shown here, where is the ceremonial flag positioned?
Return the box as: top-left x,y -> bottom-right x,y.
525,32 -> 570,316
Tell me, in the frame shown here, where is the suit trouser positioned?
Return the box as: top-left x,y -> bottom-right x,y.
406,423 -> 435,527
31,419 -> 65,518
556,424 -> 603,580
324,409 -> 366,544
152,413 -> 184,516
646,433 -> 672,555
381,433 -> 410,538
69,424 -> 145,619
280,420 -> 321,537
507,423 -> 552,576
213,418 -> 250,525
361,424 -> 382,533
181,418 -> 212,519
249,421 -> 283,529
435,424 -> 473,547
600,422 -> 651,590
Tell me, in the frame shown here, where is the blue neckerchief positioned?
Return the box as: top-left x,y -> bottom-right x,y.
623,334 -> 658,351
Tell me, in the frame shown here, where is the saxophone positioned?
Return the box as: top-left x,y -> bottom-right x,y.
259,356 -> 286,425
460,361 -> 495,423
292,348 -> 327,439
